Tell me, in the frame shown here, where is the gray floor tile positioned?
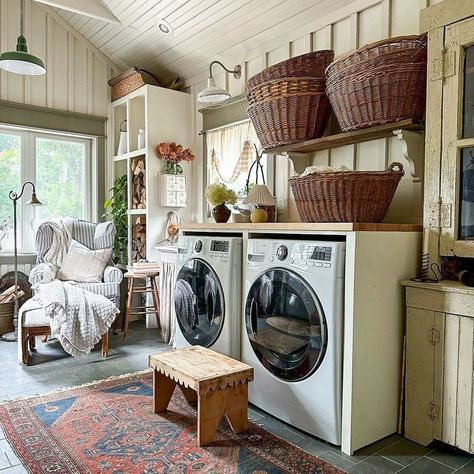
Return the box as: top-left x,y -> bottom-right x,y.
0,465 -> 28,473
427,447 -> 473,469
319,450 -> 357,470
347,455 -> 403,473
0,440 -> 20,468
455,460 -> 474,473
399,457 -> 455,473
377,438 -> 432,466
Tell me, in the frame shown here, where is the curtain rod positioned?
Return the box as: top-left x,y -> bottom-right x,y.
199,118 -> 251,136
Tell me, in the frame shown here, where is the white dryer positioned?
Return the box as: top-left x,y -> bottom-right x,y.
174,235 -> 242,359
242,238 -> 345,445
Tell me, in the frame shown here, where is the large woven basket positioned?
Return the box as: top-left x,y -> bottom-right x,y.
246,50 -> 334,92
108,67 -> 160,101
247,86 -> 331,149
325,35 -> 427,131
289,162 -> 404,223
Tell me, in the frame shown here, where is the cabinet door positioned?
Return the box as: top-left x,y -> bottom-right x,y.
405,307 -> 445,445
441,17 -> 474,255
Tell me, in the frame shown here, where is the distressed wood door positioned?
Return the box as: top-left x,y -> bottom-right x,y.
440,16 -> 474,255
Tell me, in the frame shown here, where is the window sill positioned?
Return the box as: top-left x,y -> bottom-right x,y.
0,252 -> 37,265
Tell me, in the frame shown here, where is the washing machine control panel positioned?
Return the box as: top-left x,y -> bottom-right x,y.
276,245 -> 288,261
177,237 -> 239,264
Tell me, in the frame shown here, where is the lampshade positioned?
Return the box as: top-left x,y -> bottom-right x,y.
26,192 -> 42,206
0,0 -> 46,77
243,184 -> 275,206
197,77 -> 231,108
0,39 -> 46,76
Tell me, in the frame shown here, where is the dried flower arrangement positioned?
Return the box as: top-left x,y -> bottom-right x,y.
155,142 -> 195,174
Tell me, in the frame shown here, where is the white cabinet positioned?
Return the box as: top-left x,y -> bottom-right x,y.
160,175 -> 187,207
404,280 -> 474,454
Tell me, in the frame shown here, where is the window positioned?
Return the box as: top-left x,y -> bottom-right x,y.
0,127 -> 94,253
206,120 -> 266,197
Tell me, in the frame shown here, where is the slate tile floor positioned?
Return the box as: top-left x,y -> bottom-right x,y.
0,320 -> 473,473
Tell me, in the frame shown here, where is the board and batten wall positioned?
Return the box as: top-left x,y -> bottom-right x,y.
0,0 -> 117,116
187,0 -> 443,224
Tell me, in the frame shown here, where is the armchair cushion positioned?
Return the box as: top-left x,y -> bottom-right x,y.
58,240 -> 112,283
103,266 -> 124,284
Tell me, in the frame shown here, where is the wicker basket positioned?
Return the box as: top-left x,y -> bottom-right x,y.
108,67 -> 160,101
246,50 -> 334,92
0,301 -> 14,335
325,35 -> 427,131
247,89 -> 331,149
289,162 -> 404,223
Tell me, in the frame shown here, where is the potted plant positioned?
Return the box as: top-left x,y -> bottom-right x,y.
155,142 -> 195,174
104,175 -> 128,265
205,183 -> 237,223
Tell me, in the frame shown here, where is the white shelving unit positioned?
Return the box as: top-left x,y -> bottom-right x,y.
111,85 -> 192,266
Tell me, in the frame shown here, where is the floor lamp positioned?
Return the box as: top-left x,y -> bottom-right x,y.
1,182 -> 42,342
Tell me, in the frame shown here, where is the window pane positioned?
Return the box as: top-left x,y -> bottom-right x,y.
459,147 -> 474,240
463,45 -> 474,138
0,133 -> 21,252
36,138 -> 87,222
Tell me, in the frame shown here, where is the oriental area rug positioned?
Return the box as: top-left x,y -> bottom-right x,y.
0,371 -> 344,474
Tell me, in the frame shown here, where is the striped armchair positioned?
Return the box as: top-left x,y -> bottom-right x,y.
34,219 -> 123,308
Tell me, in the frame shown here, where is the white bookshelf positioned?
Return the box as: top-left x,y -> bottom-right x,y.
111,85 -> 193,265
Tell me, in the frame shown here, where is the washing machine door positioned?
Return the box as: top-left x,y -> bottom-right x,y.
245,268 -> 327,382
175,258 -> 225,347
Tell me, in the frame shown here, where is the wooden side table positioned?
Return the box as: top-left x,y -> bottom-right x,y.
149,346 -> 254,446
123,271 -> 160,339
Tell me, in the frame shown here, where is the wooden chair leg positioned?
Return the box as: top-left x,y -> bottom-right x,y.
123,277 -> 134,340
29,336 -> 36,350
101,330 -> 109,358
21,331 -> 29,365
150,276 -> 161,330
112,312 -> 120,335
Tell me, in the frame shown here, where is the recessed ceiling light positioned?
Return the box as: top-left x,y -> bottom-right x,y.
156,18 -> 174,35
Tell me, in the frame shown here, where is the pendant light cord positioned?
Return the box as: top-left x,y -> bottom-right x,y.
20,0 -> 25,37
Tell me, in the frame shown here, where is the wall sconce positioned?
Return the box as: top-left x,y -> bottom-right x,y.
197,61 -> 241,109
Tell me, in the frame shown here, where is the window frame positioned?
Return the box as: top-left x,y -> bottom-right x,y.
0,125 -> 96,253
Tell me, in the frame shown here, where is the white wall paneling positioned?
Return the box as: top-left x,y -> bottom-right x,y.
0,0 -> 119,117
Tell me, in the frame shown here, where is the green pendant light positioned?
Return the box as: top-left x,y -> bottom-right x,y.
0,0 -> 46,76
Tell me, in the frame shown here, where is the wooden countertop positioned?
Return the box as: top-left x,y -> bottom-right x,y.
179,222 -> 423,232
402,279 -> 474,295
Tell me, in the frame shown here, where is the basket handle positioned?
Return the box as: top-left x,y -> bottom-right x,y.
388,162 -> 404,173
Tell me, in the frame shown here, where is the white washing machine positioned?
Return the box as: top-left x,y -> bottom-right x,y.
242,238 -> 345,445
174,235 -> 242,359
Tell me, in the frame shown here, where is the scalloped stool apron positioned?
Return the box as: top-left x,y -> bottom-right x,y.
149,345 -> 254,446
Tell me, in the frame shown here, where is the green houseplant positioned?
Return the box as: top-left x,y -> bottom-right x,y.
205,183 -> 237,223
104,175 -> 128,265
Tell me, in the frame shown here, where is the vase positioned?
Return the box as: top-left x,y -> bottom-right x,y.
161,161 -> 183,175
212,203 -> 231,223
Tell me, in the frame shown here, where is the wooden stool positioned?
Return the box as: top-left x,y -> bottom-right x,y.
149,346 -> 254,446
123,271 -> 160,340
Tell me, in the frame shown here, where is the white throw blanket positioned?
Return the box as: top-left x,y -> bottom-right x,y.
33,281 -> 118,359
43,217 -> 74,272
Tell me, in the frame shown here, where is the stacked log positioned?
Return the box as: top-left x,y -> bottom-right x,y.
131,158 -> 146,209
132,217 -> 146,261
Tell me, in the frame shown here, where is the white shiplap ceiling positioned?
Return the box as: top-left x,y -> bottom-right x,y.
53,0 -> 353,85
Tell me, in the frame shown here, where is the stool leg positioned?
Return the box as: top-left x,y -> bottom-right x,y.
150,276 -> 161,330
153,370 -> 176,413
123,277 -> 134,340
197,390 -> 226,446
224,383 -> 249,434
21,330 -> 29,365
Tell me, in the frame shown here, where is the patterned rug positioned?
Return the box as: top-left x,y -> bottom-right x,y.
0,371 -> 344,474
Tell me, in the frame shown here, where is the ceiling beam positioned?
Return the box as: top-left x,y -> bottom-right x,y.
34,0 -> 120,24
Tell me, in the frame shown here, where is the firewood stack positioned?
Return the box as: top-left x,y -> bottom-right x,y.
131,158 -> 146,209
132,217 -> 146,261
0,285 -> 25,303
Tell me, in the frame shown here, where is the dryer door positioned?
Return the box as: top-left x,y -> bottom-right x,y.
245,268 -> 327,381
175,258 -> 225,347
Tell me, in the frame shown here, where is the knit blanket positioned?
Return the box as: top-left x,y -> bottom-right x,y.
33,281 -> 119,359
